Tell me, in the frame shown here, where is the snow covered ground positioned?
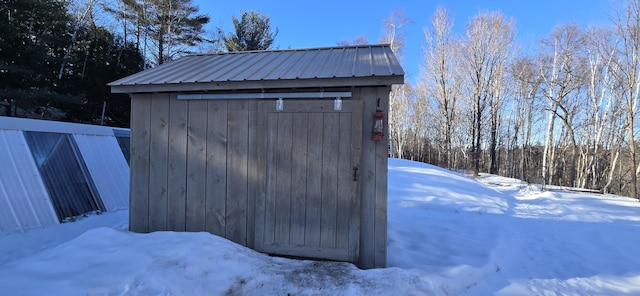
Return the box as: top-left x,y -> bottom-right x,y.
1,158 -> 639,295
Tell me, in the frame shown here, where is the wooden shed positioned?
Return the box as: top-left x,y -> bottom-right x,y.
109,44 -> 404,268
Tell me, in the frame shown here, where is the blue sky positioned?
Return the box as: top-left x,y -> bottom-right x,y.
194,0 -> 614,82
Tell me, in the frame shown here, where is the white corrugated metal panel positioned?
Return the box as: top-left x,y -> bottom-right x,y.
109,44 -> 404,92
0,116 -> 116,136
0,130 -> 58,233
73,134 -> 129,212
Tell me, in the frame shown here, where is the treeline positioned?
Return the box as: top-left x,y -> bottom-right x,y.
0,0 -> 144,126
387,1 -> 640,199
0,0 -> 277,126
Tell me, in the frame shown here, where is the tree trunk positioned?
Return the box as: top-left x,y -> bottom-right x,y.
628,106 -> 638,199
542,102 -> 557,184
473,94 -> 482,176
603,146 -> 620,194
489,109 -> 498,174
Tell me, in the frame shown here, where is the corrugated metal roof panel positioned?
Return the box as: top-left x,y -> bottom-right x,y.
0,130 -> 58,234
242,51 -> 282,81
354,47 -> 373,77
313,48 -> 343,78
264,48 -> 305,80
280,49 -> 317,80
74,134 -> 129,212
109,44 -> 404,90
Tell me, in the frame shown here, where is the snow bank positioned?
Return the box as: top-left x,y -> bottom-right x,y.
0,227 -> 438,295
1,158 -> 639,295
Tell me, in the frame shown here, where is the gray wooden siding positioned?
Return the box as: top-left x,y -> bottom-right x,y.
149,93 -> 169,232
255,100 -> 362,262
205,100 -> 227,236
129,94 -> 258,246
129,94 -> 151,233
168,94 -> 188,232
129,86 -> 388,268
357,86 -> 390,269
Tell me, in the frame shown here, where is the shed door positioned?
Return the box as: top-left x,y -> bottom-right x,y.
256,100 -> 362,262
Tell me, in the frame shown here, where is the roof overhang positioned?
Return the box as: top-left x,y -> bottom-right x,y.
110,75 -> 404,94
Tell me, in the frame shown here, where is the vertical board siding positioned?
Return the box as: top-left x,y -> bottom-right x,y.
289,113 -> 308,246
149,94 -> 170,231
304,112 -> 323,248
186,100 -> 208,231
263,111 -> 278,244
226,101 -> 249,245
168,95 -> 188,231
130,90 -> 387,268
349,103 -> 363,259
246,100 -> 258,249
358,87 -> 377,268
205,100 -> 227,236
255,100 -> 361,262
357,87 -> 389,268
274,113 -> 293,245
374,87 -> 390,267
320,112 -> 339,249
130,94 -> 151,233
336,112 -> 352,250
255,102 -> 270,249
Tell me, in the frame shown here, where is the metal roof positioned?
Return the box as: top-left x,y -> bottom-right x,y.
109,44 -> 404,93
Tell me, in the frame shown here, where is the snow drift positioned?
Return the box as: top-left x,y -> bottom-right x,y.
1,158 -> 639,295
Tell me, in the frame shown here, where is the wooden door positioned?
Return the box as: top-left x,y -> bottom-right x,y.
256,100 -> 362,262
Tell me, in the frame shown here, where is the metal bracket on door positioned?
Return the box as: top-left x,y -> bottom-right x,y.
276,98 -> 284,111
353,166 -> 359,181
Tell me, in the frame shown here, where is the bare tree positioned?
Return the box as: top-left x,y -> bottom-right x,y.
106,0 -> 209,65
582,26 -> 618,189
337,35 -> 369,46
58,0 -> 98,80
463,11 -> 515,176
420,7 -> 461,168
611,0 -> 640,199
509,56 -> 542,180
538,24 -> 586,185
379,10 -> 411,158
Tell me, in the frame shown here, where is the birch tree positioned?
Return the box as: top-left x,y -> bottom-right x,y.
58,0 -> 98,80
463,11 -> 515,176
611,0 -> 640,199
538,24 -> 586,185
583,26 -> 618,189
509,56 -> 542,180
379,10 -> 410,158
421,7 -> 461,168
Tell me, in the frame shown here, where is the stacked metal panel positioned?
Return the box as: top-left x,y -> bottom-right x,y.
0,117 -> 130,233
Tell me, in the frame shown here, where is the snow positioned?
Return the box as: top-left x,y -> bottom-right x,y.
1,158 -> 640,295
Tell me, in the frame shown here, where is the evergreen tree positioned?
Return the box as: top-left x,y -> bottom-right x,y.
64,26 -> 144,126
221,10 -> 278,52
0,0 -> 72,115
0,0 -> 144,124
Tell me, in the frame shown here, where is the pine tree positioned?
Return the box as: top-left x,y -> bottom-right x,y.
221,10 -> 278,52
107,0 -> 209,65
0,0 -> 72,115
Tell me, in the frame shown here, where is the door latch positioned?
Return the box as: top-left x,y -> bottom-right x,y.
353,166 -> 359,181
